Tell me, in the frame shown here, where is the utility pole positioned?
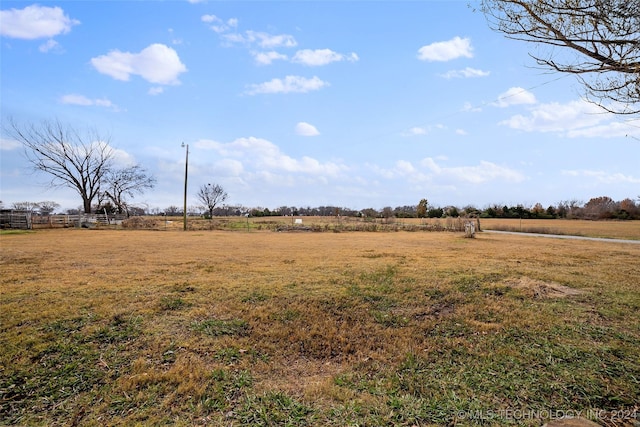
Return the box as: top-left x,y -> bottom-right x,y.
181,142 -> 189,231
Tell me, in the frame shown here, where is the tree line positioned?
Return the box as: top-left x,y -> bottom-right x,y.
4,195 -> 639,222
11,195 -> 634,221
224,196 -> 640,221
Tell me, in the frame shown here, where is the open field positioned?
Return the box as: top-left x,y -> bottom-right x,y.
479,219 -> 640,241
111,215 -> 640,241
1,228 -> 639,426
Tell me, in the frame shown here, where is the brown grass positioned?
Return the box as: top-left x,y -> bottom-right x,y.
479,218 -> 640,240
1,228 -> 639,425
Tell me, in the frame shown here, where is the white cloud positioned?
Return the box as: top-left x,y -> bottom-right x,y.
419,158 -> 524,183
562,169 -> 640,184
401,124 -> 446,137
39,39 -> 60,53
498,99 -> 636,137
396,160 -> 416,175
202,14 -> 238,33
60,94 -> 119,110
60,94 -> 93,106
371,158 -> 524,184
493,87 -> 537,107
148,87 -> 164,96
195,136 -> 347,177
245,75 -> 329,95
0,138 -> 21,151
462,102 -> 482,113
216,159 -> 244,176
295,122 -> 320,136
0,5 -> 79,39
91,43 -> 187,85
201,14 -> 220,23
441,67 -> 490,79
291,49 -> 359,66
565,118 -> 640,139
455,129 -> 468,135
402,127 -> 428,136
417,36 -> 473,62
252,51 -> 288,65
222,30 -> 296,48
168,28 -> 182,45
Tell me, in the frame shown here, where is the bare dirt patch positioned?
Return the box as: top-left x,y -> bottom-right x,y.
505,276 -> 585,298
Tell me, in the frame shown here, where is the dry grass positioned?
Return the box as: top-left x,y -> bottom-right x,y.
479,218 -> 640,240
1,228 -> 639,426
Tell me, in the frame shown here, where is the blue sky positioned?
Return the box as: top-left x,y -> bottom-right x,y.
1,0 -> 639,213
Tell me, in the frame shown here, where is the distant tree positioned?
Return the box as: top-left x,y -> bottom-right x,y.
164,205 -> 181,216
619,198 -> 637,211
196,183 -> 228,219
583,196 -> 617,219
531,203 -> 545,218
394,205 -> 417,218
381,206 -> 395,221
481,0 -> 640,114
546,205 -> 557,218
557,199 -> 583,218
417,199 -> 428,218
482,206 -> 497,218
12,201 -> 39,213
446,206 -> 460,218
38,201 -> 60,215
6,118 -> 115,213
463,205 -> 481,217
427,207 -> 444,218
361,208 -> 379,219
103,165 -> 156,216
128,206 -> 147,216
278,206 -> 292,216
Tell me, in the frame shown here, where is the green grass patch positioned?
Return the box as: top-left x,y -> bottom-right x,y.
192,318 -> 250,337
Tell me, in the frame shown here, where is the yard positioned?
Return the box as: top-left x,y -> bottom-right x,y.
1,226 -> 638,426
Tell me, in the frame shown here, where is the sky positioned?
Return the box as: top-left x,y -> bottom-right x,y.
1,0 -> 639,213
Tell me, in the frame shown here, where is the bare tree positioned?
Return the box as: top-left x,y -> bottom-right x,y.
196,183 -> 228,218
11,201 -> 40,213
103,165 -> 156,216
164,205 -> 181,216
6,119 -> 115,213
480,0 -> 640,114
38,201 -> 60,215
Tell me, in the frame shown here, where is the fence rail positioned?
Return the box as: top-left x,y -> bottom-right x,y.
1,211 -> 127,229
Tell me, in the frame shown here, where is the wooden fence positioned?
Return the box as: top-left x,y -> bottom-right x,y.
0,210 -> 32,229
0,212 -> 127,229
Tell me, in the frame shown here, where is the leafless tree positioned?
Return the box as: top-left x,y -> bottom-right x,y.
480,0 -> 640,114
38,201 -> 60,215
11,201 -> 40,213
103,165 -> 156,216
6,118 -> 115,213
164,205 -> 181,216
196,183 -> 228,218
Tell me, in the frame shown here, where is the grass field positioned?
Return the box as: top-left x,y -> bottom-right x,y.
1,227 -> 639,426
120,215 -> 640,241
479,218 -> 640,240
